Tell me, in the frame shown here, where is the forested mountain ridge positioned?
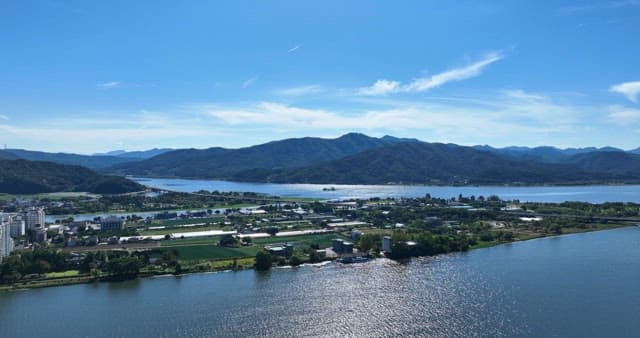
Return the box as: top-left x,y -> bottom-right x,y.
0,159 -> 145,194
108,133 -> 401,178
230,142 -> 639,185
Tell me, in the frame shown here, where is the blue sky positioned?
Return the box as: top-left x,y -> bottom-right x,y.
1,0 -> 639,153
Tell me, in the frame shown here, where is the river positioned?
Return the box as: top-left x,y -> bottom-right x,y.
132,177 -> 640,203
2,227 -> 639,337
46,179 -> 639,222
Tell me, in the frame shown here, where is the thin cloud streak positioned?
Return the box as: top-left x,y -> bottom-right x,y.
275,85 -> 325,96
608,105 -> 640,124
358,51 -> 504,96
559,0 -> 640,14
96,81 -> 121,89
242,76 -> 259,88
287,45 -> 301,53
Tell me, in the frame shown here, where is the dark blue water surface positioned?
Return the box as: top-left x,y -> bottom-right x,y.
133,177 -> 640,203
2,227 -> 639,337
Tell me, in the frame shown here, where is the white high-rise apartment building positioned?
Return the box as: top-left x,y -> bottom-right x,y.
0,213 -> 25,238
0,219 -> 15,262
23,207 -> 45,231
10,216 -> 25,238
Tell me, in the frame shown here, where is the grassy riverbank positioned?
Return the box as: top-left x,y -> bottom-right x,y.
469,222 -> 630,250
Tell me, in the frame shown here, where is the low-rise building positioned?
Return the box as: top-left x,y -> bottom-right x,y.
100,216 -> 125,232
31,225 -> 47,243
382,236 -> 392,254
267,243 -> 294,257
332,238 -> 354,254
332,238 -> 344,253
342,241 -> 354,254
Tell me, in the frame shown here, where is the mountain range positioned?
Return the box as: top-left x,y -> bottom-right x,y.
230,142 -> 638,185
108,134 -> 411,178
92,148 -> 173,159
3,134 -> 640,186
1,147 -> 172,170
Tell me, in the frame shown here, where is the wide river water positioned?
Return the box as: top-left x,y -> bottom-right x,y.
2,227 -> 639,337
47,179 -> 639,222
132,177 -> 640,203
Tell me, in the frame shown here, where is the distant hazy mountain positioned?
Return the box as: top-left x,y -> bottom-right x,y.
5,149 -> 135,169
93,148 -> 173,159
474,145 -> 627,163
567,151 -> 640,176
97,150 -> 127,156
231,142 -> 634,185
379,135 -> 422,143
109,133 -> 404,178
0,159 -> 144,194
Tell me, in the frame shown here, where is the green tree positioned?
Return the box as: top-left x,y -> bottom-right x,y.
266,227 -> 279,236
106,256 -> 141,278
358,234 -> 380,252
255,251 -> 273,271
219,234 -> 239,247
289,256 -> 302,266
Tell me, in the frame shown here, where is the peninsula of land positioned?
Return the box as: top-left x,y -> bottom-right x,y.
1,189 -> 637,291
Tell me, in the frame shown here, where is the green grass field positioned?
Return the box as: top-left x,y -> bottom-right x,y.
160,236 -> 228,246
157,232 -> 349,261
45,270 -> 81,278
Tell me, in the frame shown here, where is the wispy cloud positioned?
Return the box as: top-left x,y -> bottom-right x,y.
287,45 -> 301,53
203,89 -> 585,140
559,0 -> 640,14
358,80 -> 401,96
608,105 -> 640,124
96,81 -> 121,89
0,114 -> 9,121
358,51 -> 504,96
610,81 -> 640,103
242,76 -> 259,88
0,111 -> 220,153
0,89 -> 616,152
276,85 -> 325,96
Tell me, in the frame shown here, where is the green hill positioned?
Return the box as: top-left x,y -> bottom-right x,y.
0,159 -> 145,194
5,149 -> 137,169
108,133 -> 400,178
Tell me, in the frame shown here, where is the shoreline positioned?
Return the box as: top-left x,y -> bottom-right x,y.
1,224 -> 633,293
131,175 -> 640,188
